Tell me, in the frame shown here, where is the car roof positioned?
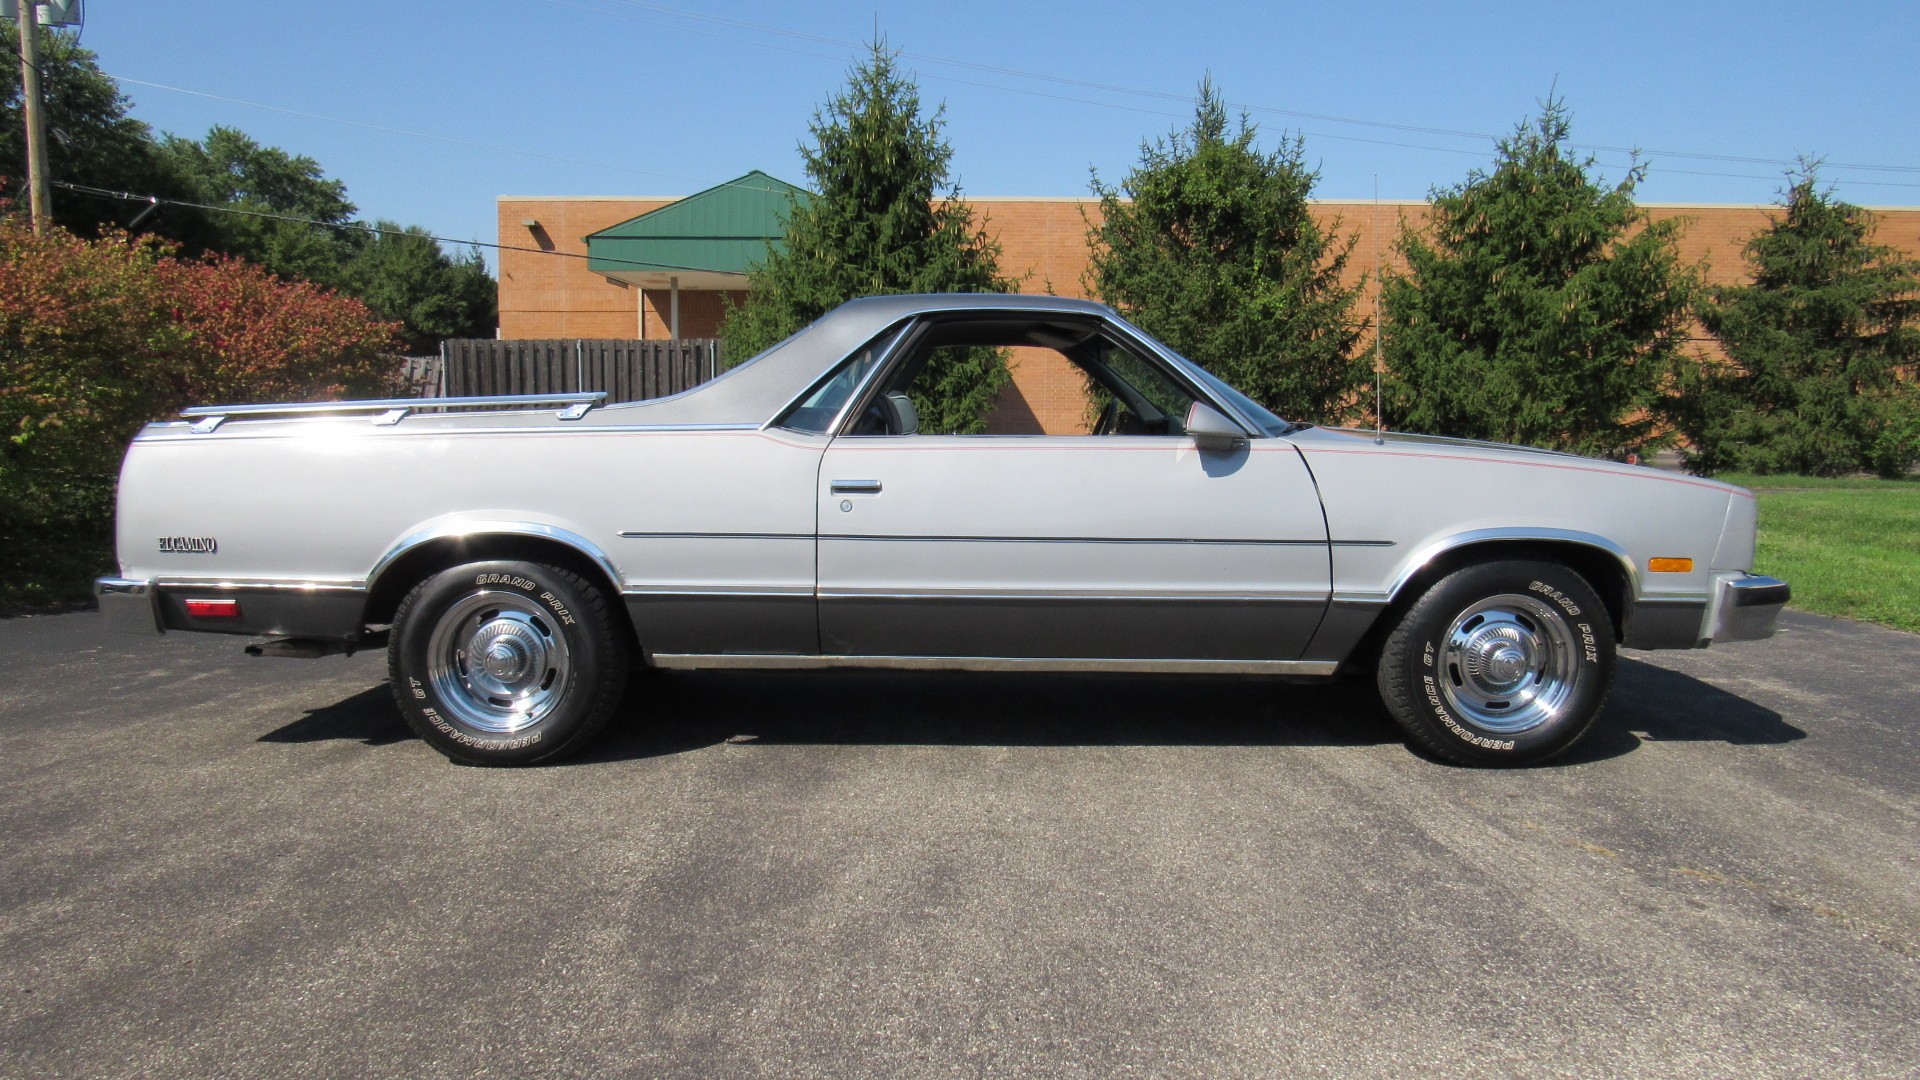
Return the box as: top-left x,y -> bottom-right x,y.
835,293 -> 1116,320
588,293 -> 1120,428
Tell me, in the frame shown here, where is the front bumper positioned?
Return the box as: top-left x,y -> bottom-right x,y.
1707,573 -> 1791,643
96,577 -> 164,635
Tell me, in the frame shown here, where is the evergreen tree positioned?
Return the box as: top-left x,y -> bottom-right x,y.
723,42 -> 1014,434
1380,99 -> 1695,457
1676,171 -> 1920,477
1087,81 -> 1367,423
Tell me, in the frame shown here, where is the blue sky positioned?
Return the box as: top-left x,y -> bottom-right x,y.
68,0 -> 1920,268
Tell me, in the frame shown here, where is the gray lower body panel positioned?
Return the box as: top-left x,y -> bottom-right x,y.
1624,598 -> 1710,650
623,592 -> 817,655
1302,599 -> 1386,664
818,594 -> 1327,661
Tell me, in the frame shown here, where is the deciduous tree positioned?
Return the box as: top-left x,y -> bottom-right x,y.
343,223 -> 497,353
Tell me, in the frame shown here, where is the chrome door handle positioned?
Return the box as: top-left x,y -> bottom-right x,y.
830,479 -> 882,495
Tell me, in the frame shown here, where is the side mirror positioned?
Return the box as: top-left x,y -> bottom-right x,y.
1186,401 -> 1247,453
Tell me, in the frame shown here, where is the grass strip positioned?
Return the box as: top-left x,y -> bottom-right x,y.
1720,473 -> 1920,634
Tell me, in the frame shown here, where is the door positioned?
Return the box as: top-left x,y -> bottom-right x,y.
814,314 -> 1330,661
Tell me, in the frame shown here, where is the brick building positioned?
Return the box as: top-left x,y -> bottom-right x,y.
498,174 -> 1920,431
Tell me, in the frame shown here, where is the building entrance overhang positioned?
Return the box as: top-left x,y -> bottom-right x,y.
583,170 -> 807,291
598,268 -> 749,291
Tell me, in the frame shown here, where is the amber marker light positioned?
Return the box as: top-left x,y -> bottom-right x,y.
1648,558 -> 1694,573
183,598 -> 242,618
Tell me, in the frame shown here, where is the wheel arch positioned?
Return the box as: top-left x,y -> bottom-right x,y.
1351,530 -> 1637,666
361,521 -> 627,630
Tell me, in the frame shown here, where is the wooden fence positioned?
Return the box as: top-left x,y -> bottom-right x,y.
427,339 -> 724,403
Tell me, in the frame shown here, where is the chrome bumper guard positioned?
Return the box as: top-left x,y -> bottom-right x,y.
1707,573 -> 1790,644
95,577 -> 164,635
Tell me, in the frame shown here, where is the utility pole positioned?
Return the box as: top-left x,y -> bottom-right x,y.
15,0 -> 52,232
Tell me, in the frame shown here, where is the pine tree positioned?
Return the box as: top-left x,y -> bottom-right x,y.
1380,99 -> 1695,457
1087,81 -> 1367,423
723,43 -> 1014,434
1676,171 -> 1920,477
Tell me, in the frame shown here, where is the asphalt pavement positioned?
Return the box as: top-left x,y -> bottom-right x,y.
2,608 -> 1916,1078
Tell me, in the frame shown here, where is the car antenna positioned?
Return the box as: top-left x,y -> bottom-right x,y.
1373,174 -> 1385,445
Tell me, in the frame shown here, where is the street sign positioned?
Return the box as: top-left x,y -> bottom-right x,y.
2,1 -> 84,28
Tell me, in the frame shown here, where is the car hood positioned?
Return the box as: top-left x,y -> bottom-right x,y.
1288,426 -> 1750,495
1305,427 -> 1583,459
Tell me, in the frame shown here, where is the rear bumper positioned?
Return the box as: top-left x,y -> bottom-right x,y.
1708,573 -> 1791,643
95,577 -> 367,640
96,577 -> 164,635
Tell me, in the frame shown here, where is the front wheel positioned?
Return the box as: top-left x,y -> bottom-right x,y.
1376,560 -> 1615,766
389,560 -> 628,765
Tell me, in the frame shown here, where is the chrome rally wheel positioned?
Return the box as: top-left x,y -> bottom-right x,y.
426,590 -> 572,734
1436,594 -> 1580,736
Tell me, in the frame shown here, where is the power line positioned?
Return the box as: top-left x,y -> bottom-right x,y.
104,74 -> 711,185
563,0 -> 1920,179
49,180 -> 728,274
107,62 -> 1920,198
81,14 -> 1920,195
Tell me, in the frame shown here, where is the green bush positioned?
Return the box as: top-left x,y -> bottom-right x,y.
1,212 -> 399,608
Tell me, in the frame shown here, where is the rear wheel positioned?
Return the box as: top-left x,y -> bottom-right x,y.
389,560 -> 627,765
1376,560 -> 1615,766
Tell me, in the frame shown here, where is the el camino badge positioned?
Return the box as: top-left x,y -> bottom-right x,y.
158,536 -> 219,554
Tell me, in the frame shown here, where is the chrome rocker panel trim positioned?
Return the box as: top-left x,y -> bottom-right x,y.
649,653 -> 1341,676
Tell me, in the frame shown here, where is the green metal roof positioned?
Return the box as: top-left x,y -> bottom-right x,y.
585,171 -> 809,277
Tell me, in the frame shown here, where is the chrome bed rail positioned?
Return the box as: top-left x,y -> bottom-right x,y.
178,393 -> 607,432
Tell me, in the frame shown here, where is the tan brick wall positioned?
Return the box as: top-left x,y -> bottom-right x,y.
984,345 -> 1095,435
498,197 -> 673,338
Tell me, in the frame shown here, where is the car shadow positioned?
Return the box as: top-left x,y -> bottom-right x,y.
1561,655 -> 1806,764
258,684 -> 413,747
258,655 -> 1803,767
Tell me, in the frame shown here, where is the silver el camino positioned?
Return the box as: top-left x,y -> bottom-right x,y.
97,294 -> 1788,766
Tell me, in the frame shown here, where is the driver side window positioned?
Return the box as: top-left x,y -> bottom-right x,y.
853,316 -> 1201,437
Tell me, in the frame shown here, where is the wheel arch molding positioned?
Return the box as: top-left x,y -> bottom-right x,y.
361,520 -> 626,629
1383,529 -> 1636,641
